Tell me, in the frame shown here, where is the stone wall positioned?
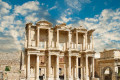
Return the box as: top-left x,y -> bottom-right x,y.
0,51 -> 24,80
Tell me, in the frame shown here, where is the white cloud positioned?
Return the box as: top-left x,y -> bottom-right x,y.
14,1 -> 39,15
65,0 -> 91,11
49,6 -> 57,10
25,13 -> 38,23
76,8 -> 120,57
0,0 -> 11,14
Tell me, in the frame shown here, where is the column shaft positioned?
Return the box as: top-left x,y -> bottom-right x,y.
36,55 -> 39,80
92,57 -> 94,78
86,56 -> 89,80
85,33 -> 87,50
68,31 -> 70,49
76,31 -> 78,49
48,29 -> 50,48
56,30 -> 59,48
27,54 -> 30,80
68,56 -> 71,78
37,27 -> 40,47
28,25 -> 31,47
56,56 -> 59,79
81,57 -> 83,80
92,34 -> 94,50
47,55 -> 51,78
76,57 -> 78,79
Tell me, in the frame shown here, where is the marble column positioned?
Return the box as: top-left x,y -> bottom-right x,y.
55,55 -> 59,80
92,34 -> 94,50
64,64 -> 66,80
81,56 -> 83,80
47,55 -> 51,80
37,27 -> 40,47
76,57 -> 79,80
92,57 -> 94,78
67,56 -> 71,80
76,31 -> 78,49
85,33 -> 87,50
27,54 -> 30,80
36,55 -> 39,80
68,31 -> 71,49
86,55 -> 89,80
83,34 -> 86,50
48,29 -> 50,48
28,25 -> 31,47
57,30 -> 59,48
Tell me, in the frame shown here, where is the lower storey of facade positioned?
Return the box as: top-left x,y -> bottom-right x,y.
25,50 -> 96,80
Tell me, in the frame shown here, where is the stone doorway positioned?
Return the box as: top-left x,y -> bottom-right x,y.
103,67 -> 112,80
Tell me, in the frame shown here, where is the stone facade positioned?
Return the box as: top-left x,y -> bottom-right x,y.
95,49 -> 120,80
24,21 -> 96,80
0,51 -> 24,80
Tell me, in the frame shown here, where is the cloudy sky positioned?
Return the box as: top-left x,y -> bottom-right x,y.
0,0 -> 120,57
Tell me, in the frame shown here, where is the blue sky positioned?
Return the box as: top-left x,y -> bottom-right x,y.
0,0 -> 120,57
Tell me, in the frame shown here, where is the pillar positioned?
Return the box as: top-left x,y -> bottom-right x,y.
55,55 -> 59,80
56,30 -> 59,48
28,25 -> 31,47
86,55 -> 89,80
48,29 -> 50,48
92,57 -> 94,78
76,31 -> 78,49
68,31 -> 71,49
27,54 -> 30,80
85,33 -> 87,50
36,55 -> 39,80
37,27 -> 40,47
66,55 -> 72,80
47,55 -> 51,80
92,33 -> 94,50
76,57 -> 79,80
83,34 -> 85,50
81,56 -> 83,80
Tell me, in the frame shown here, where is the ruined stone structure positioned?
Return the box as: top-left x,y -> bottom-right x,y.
95,49 -> 120,80
0,51 -> 24,80
24,21 -> 96,80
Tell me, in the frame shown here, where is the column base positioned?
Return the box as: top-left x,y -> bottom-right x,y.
66,78 -> 73,80
86,77 -> 89,80
54,78 -> 60,80
46,78 -> 54,80
75,78 -> 79,80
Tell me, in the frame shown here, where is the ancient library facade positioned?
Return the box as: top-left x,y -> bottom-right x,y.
25,21 -> 95,80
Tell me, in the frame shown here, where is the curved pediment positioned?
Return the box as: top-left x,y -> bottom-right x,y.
36,21 -> 52,27
55,23 -> 71,29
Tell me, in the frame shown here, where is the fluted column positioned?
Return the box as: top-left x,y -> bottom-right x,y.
36,55 -> 39,80
86,55 -> 89,80
27,54 -> 30,80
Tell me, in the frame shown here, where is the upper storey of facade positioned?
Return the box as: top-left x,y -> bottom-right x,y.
25,21 -> 95,52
